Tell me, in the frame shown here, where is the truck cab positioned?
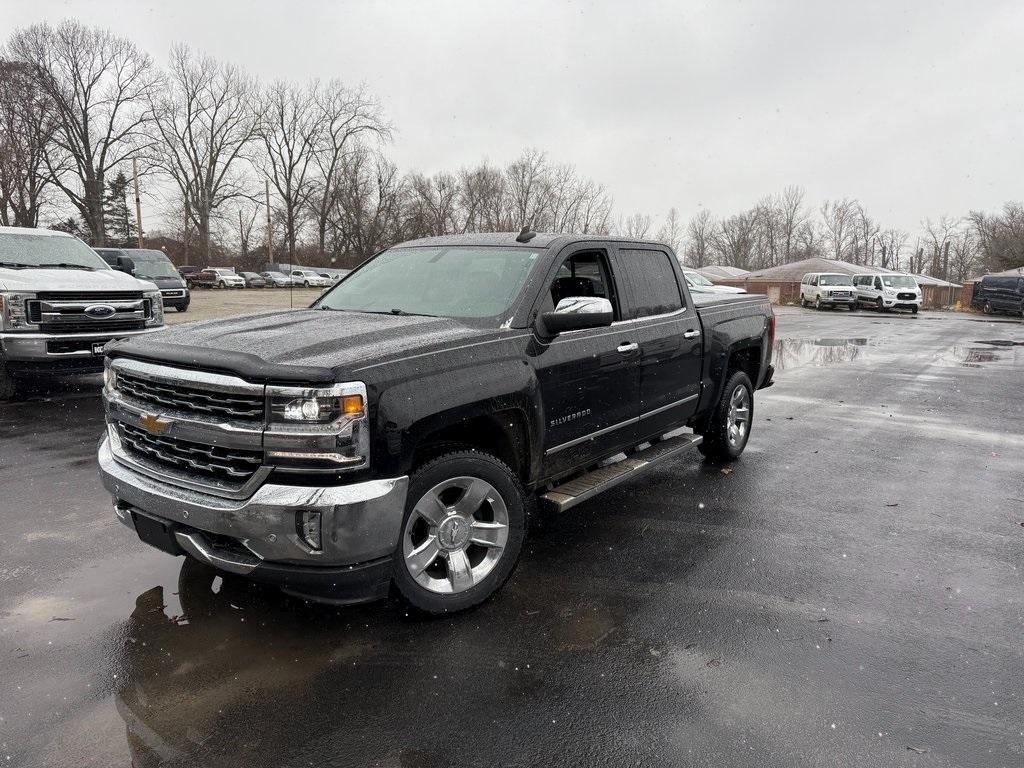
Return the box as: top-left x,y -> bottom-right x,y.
0,227 -> 166,399
95,248 -> 190,312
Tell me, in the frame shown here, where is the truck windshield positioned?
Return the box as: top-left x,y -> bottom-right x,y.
685,272 -> 713,286
881,275 -> 917,288
0,233 -> 110,270
819,274 -> 853,286
317,246 -> 541,320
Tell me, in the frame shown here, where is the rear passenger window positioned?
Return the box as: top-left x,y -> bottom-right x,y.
618,249 -> 684,319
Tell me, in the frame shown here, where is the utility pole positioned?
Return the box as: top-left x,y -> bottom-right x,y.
132,158 -> 143,248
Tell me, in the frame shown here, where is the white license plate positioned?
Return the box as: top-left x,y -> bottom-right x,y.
92,342 -> 106,355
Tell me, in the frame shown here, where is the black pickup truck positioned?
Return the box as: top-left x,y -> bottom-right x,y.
98,232 -> 774,613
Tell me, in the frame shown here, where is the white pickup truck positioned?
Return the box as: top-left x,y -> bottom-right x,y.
0,227 -> 166,399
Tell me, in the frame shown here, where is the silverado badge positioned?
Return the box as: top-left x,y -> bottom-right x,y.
139,413 -> 170,434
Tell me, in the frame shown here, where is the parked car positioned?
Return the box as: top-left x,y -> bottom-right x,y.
799,273 -> 856,309
971,274 -> 1024,316
239,272 -> 267,289
188,268 -> 245,289
260,271 -> 293,287
852,273 -> 922,313
683,270 -> 746,294
95,248 -> 190,312
0,226 -> 165,400
290,268 -> 332,287
177,265 -> 201,281
99,232 -> 775,613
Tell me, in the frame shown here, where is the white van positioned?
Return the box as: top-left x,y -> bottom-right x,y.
852,273 -> 922,313
799,273 -> 856,310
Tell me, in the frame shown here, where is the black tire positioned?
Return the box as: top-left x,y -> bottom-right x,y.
218,280 -> 226,289
303,280 -> 310,288
698,370 -> 754,462
875,297 -> 884,312
0,363 -> 16,401
393,450 -> 528,614
983,301 -> 992,315
799,295 -> 807,308
911,306 -> 919,315
176,303 -> 189,313
814,296 -> 822,310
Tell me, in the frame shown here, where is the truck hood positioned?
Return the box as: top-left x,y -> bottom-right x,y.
108,309 -> 503,384
139,275 -> 187,289
0,266 -> 157,293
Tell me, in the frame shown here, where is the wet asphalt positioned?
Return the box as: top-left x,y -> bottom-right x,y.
1,308 -> 1022,768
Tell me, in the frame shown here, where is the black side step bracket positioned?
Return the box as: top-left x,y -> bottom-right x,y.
539,430 -> 703,513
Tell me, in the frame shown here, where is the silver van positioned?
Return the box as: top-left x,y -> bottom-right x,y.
799,273 -> 856,310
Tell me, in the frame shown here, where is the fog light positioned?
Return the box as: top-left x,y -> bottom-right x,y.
297,510 -> 322,551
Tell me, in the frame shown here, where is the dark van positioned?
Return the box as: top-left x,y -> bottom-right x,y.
972,273 -> 1024,316
94,248 -> 190,312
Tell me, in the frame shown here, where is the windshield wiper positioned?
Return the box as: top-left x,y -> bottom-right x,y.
37,262 -> 96,271
0,261 -> 31,269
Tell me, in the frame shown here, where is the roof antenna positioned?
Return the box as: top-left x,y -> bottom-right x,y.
516,226 -> 536,243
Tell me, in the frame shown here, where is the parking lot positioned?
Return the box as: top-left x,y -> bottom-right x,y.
1,307 -> 1022,767
166,287 -> 324,325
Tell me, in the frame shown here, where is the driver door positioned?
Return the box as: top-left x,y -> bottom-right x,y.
532,245 -> 641,479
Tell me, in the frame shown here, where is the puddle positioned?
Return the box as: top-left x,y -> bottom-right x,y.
932,345 -> 1006,367
772,337 -> 884,370
973,339 -> 1024,347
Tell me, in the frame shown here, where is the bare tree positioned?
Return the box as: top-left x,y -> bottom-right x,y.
849,202 -> 879,266
922,216 -> 959,277
968,203 -> 1024,273
712,211 -> 757,268
7,21 -> 158,244
0,59 -> 58,226
619,212 -> 651,239
656,207 -> 684,255
505,148 -> 550,229
778,185 -> 808,262
258,80 -> 326,261
685,208 -> 715,267
151,45 -> 258,260
878,228 -> 908,270
820,198 -> 857,261
309,80 -> 390,259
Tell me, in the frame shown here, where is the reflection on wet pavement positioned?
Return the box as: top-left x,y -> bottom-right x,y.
772,337 -> 879,370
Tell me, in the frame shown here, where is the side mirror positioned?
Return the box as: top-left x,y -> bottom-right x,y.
541,296 -> 614,334
115,256 -> 135,275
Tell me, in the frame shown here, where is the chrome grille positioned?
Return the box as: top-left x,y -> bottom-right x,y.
39,319 -> 146,334
118,422 -> 262,481
117,370 -> 265,420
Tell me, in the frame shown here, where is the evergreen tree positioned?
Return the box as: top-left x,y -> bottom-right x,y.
104,171 -> 135,246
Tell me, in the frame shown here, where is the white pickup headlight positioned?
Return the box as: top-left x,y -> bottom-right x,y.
0,291 -> 36,330
143,290 -> 164,326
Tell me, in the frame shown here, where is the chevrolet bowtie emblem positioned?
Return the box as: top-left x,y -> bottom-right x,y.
139,413 -> 170,434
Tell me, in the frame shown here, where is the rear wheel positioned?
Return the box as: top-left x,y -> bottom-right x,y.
303,280 -> 310,287
218,280 -> 226,289
983,301 -> 992,315
393,450 -> 528,614
698,371 -> 754,462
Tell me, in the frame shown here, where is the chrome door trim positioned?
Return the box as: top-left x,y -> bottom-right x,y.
639,393 -> 698,420
544,416 -> 640,456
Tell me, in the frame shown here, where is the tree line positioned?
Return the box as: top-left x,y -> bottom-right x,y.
1,19 -> 1021,278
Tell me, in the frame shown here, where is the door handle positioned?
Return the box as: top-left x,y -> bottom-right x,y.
683,329 -> 701,339
616,342 -> 639,354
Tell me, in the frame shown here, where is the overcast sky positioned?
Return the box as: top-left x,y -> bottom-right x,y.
3,0 -> 1022,233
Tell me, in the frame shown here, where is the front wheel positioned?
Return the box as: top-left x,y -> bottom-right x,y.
875,297 -> 884,312
814,296 -> 822,310
393,450 -> 528,614
176,303 -> 189,313
983,301 -> 992,315
698,371 -> 754,462
303,280 -> 310,288
218,281 -> 226,289
911,306 -> 919,315
799,295 -> 807,308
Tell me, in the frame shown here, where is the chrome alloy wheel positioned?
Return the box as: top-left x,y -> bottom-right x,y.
402,476 -> 510,594
726,384 -> 750,448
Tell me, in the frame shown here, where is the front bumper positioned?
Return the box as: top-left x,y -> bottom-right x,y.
1,326 -> 163,369
98,436 -> 408,601
159,288 -> 189,307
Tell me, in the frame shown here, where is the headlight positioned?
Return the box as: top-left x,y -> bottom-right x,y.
265,382 -> 369,470
0,291 -> 37,330
103,360 -> 117,392
143,290 -> 164,326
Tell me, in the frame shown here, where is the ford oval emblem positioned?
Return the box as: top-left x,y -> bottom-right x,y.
84,304 -> 117,319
